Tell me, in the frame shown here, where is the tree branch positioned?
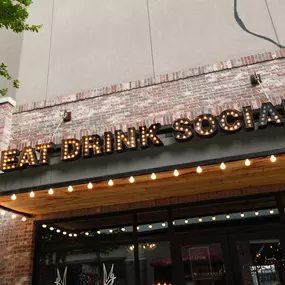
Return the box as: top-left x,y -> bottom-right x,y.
0,0 -> 41,96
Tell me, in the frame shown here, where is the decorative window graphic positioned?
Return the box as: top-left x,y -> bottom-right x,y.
53,264 -> 116,285
55,267 -> 67,285
103,264 -> 116,285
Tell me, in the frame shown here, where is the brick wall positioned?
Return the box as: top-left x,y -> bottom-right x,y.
10,49 -> 285,149
0,213 -> 34,285
0,98 -> 15,151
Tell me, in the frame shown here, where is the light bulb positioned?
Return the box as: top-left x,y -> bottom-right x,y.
11,194 -> 16,200
97,230 -> 101,234
68,185 -> 73,192
199,217 -> 203,222
136,226 -> 140,230
148,224 -> 152,228
49,227 -> 54,231
48,188 -> 54,195
63,231 -> 67,235
212,216 -> 216,221
220,162 -> 226,170
270,209 -> 274,214
109,229 -> 113,233
69,233 -> 72,237
12,214 -> 16,219
185,219 -> 189,224
162,222 -> 166,227
22,217 -> 27,222
129,176 -> 135,183
87,182 -> 93,189
73,233 -> 77,237
151,173 -> 156,180
85,232 -> 89,236
245,159 -> 251,166
42,224 -> 47,228
270,155 -> 277,162
196,166 -> 202,173
226,214 -> 230,219
29,191 -> 35,198
173,169 -> 179,177
255,211 -> 259,216
108,179 -> 114,186
121,228 -> 126,232
56,229 -> 61,233
241,212 -> 245,217
1,210 -> 5,216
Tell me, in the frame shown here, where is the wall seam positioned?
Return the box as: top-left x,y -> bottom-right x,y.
45,0 -> 55,101
146,0 -> 156,78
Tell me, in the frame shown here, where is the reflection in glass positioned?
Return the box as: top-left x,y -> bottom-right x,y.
138,241 -> 172,285
181,243 -> 227,285
237,239 -> 285,285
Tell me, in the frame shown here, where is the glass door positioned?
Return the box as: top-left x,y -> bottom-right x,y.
178,233 -> 235,285
229,228 -> 285,285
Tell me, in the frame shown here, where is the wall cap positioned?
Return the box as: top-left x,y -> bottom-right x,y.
0,97 -> 16,107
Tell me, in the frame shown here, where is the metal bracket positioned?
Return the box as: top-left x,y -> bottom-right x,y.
250,72 -> 262,86
63,110 -> 71,122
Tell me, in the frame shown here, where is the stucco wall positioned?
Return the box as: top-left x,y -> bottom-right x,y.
1,0 -> 285,104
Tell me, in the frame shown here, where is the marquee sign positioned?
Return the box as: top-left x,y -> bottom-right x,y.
1,102 -> 284,172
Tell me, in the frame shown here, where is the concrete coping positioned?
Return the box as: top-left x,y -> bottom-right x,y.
0,97 -> 16,107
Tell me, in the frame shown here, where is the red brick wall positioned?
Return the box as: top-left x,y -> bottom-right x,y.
0,100 -> 15,151
10,49 -> 285,149
0,213 -> 34,285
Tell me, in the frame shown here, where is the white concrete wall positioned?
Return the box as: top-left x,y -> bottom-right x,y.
1,0 -> 284,104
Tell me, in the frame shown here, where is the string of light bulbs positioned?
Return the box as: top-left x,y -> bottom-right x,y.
40,208 -> 277,238
8,154 -> 279,201
0,208 -> 29,222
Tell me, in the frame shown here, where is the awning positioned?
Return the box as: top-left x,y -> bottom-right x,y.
0,154 -> 285,218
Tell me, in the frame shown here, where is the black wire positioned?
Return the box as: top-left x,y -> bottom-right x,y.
234,0 -> 285,48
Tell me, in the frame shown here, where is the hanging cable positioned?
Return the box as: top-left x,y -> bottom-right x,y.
49,111 -> 67,142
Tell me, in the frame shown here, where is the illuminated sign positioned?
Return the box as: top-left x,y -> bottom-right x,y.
1,102 -> 284,171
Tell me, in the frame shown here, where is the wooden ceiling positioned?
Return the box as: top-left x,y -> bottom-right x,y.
0,155 -> 285,217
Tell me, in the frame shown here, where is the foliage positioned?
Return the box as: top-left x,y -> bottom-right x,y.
0,0 -> 42,96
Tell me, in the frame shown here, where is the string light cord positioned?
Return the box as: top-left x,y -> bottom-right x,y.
254,72 -> 271,102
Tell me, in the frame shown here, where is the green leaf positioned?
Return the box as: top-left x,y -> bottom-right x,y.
13,79 -> 20,89
0,88 -> 8,97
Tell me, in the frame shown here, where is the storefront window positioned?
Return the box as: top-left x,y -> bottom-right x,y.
35,205 -> 282,285
236,239 -> 285,285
